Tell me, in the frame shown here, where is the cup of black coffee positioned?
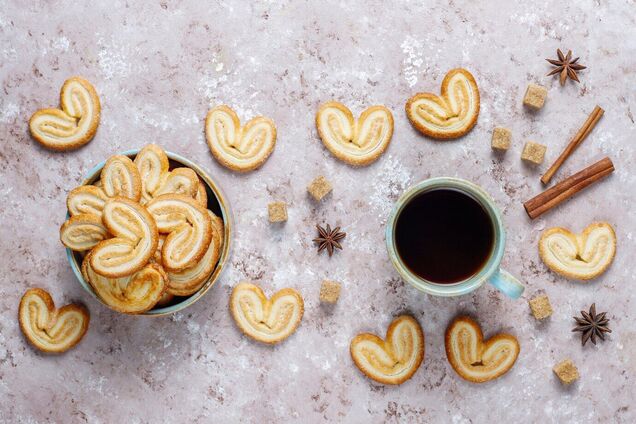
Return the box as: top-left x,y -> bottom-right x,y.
386,177 -> 524,298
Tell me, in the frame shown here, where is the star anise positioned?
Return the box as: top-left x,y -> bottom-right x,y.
313,224 -> 346,257
546,48 -> 586,85
572,303 -> 611,346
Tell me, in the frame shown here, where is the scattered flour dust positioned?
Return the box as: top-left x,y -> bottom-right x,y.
197,51 -> 228,100
0,102 -> 19,123
51,36 -> 70,52
401,35 -> 424,87
97,35 -> 149,80
369,155 -> 413,219
451,415 -> 472,424
86,375 -> 106,395
186,320 -> 201,334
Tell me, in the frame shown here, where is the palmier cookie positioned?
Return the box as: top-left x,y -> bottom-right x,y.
153,168 -> 199,199
539,222 -> 616,280
29,77 -> 100,151
146,194 -> 212,272
134,144 -> 170,204
19,288 -> 89,353
166,212 -> 223,296
406,68 -> 480,139
445,316 -> 519,383
82,253 -> 166,314
230,282 -> 304,344
316,102 -> 394,166
66,185 -> 109,217
90,197 -> 158,278
205,105 -> 276,172
134,144 -> 201,204
100,155 -> 142,201
60,213 -> 109,251
350,315 -> 424,385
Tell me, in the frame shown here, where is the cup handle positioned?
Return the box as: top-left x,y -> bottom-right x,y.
488,268 -> 524,299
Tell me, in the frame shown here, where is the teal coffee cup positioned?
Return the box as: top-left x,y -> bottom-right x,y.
385,177 -> 524,299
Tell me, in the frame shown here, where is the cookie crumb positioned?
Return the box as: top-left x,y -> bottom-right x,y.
523,83 -> 548,110
529,294 -> 553,320
319,280 -> 341,304
491,127 -> 512,152
521,141 -> 547,165
553,359 -> 579,385
308,176 -> 332,201
268,201 -> 287,223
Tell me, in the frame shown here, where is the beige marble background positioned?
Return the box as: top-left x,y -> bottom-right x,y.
1,1 -> 635,423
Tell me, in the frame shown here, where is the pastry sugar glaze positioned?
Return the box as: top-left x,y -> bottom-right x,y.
395,189 -> 494,284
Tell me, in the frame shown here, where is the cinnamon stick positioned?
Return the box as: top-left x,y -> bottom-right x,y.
524,157 -> 614,219
541,106 -> 604,185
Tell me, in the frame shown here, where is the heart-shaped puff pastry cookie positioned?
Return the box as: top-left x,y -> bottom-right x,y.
133,144 -> 201,205
316,102 -> 394,166
445,316 -> 519,383
350,315 -> 424,385
230,282 -> 304,344
539,222 -> 616,280
29,77 -> 101,151
100,155 -> 142,202
90,197 -> 158,278
205,105 -> 277,172
166,212 -> 223,296
146,194 -> 212,272
66,185 -> 109,217
19,288 -> 89,353
82,253 -> 167,314
405,68 -> 480,139
59,213 -> 109,251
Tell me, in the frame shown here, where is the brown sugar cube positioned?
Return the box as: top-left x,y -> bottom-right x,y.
528,294 -> 553,320
307,176 -> 332,201
268,201 -> 287,223
553,359 -> 579,385
523,83 -> 548,110
521,141 -> 547,165
319,280 -> 341,304
491,127 -> 512,151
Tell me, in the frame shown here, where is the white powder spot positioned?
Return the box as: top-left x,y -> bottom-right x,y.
401,35 -> 424,87
0,102 -> 19,123
461,49 -> 471,64
198,72 -> 228,101
0,331 -> 8,364
369,155 -> 413,218
289,363 -> 299,373
52,36 -> 70,52
452,415 -> 472,424
97,36 -> 148,79
238,355 -> 249,369
2,47 -> 17,61
86,375 -> 106,394
197,52 -> 229,100
186,320 -> 200,334
509,12 -> 540,26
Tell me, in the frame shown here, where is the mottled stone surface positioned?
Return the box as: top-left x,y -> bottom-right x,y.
1,1 -> 635,423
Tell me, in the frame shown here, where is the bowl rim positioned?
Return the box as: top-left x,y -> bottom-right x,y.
66,148 -> 232,317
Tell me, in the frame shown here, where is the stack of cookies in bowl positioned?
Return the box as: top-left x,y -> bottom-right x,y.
60,144 -> 228,315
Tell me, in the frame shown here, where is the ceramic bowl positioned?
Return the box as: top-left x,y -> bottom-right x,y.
66,149 -> 232,316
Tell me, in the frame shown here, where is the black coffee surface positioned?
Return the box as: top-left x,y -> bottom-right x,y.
395,189 -> 494,284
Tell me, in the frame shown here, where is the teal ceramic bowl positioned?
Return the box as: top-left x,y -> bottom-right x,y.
66,149 -> 232,316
